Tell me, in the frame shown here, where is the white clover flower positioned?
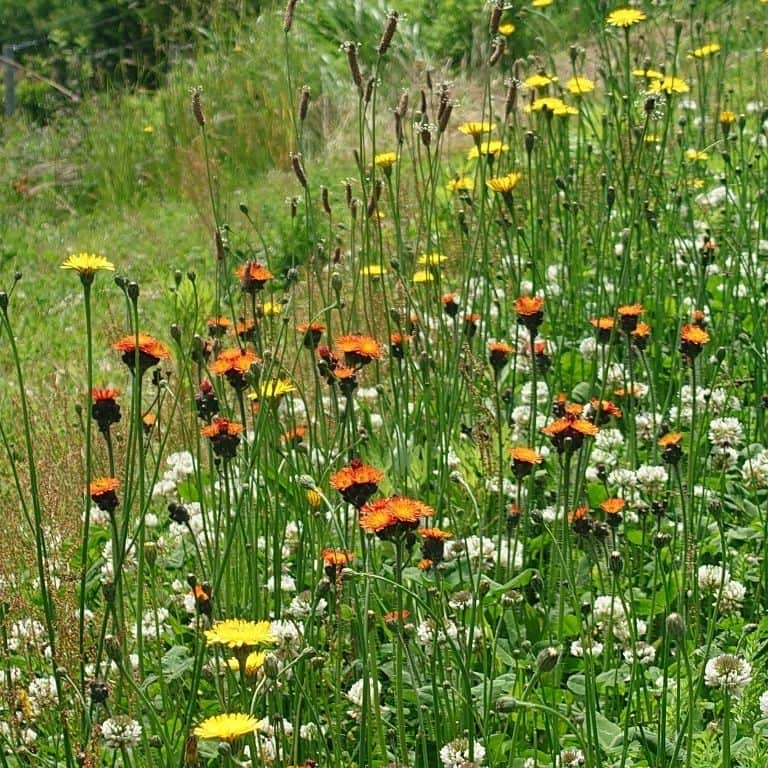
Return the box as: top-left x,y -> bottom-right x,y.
607,468 -> 637,492
704,654 -> 751,696
595,428 -> 624,452
439,737 -> 485,768
579,336 -> 598,360
742,450 -> 768,488
267,574 -> 296,593
570,638 -> 603,657
717,580 -> 746,616
557,748 -> 586,767
635,464 -> 668,494
634,411 -> 660,441
7,619 -> 47,652
346,678 -> 376,708
711,447 -> 738,471
698,564 -> 728,592
134,607 -> 170,641
623,641 -> 656,665
101,716 -> 142,748
593,595 -> 626,623
759,689 -> 768,718
28,676 -> 58,715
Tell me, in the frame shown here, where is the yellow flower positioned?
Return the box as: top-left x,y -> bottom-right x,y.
261,301 -> 282,317
193,713 -> 261,742
204,619 -> 275,649
458,121 -> 494,137
523,73 -> 557,90
644,133 -> 660,144
227,651 -> 266,676
632,67 -> 664,80
374,152 -> 397,168
532,0 -> 553,6
566,76 -> 595,95
487,171 -> 523,193
143,125 -> 154,134
689,178 -> 705,190
446,176 -> 475,192
251,379 -> 298,400
417,252 -> 447,266
688,42 -> 721,59
685,149 -> 709,162
648,76 -> 689,94
361,264 -> 387,277
606,8 -> 647,27
60,253 -> 115,276
412,270 -> 435,283
525,97 -> 567,113
554,104 -> 579,117
719,110 -> 736,125
498,23 -> 515,35
468,140 -> 509,159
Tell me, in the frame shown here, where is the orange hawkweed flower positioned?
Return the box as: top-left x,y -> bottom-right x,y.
617,304 -> 644,332
569,506 -> 593,535
631,321 -> 651,350
236,261 -> 274,292
297,322 -> 325,349
659,431 -> 684,464
336,334 -> 384,367
600,497 -> 625,516
390,332 -> 412,360
419,527 -> 453,562
330,459 -> 384,508
542,414 -> 599,453
91,388 -> 121,433
280,425 -> 307,447
360,496 -> 434,539
90,477 -> 120,513
321,549 -> 354,579
441,293 -> 460,318
201,418 -> 244,460
590,316 -> 615,343
113,333 -> 171,375
207,316 -> 232,337
509,446 -> 543,477
588,398 -> 622,425
515,296 -> 545,332
488,341 -> 515,371
679,324 -> 710,358
234,318 -> 257,342
211,348 -> 260,391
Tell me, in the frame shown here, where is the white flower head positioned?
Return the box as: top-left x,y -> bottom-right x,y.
704,654 -> 751,696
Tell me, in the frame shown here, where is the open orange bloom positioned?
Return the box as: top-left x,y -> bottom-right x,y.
113,333 -> 171,374
336,334 -> 384,366
330,459 -> 383,507
417,528 -> 454,564
679,324 -> 710,359
236,261 -> 274,292
360,496 -> 434,539
600,497 -> 626,515
542,414 -> 598,453
201,418 -> 244,459
211,348 -> 260,390
617,304 -> 644,332
515,295 -> 544,316
90,477 -> 120,512
510,446 -> 543,478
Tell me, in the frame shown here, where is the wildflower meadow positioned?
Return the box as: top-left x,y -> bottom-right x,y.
4,1 -> 768,767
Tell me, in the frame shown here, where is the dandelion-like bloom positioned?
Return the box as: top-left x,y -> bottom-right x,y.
330,459 -> 384,508
193,713 -> 260,742
679,324 -> 710,358
600,497 -> 625,518
633,67 -> 665,80
236,261 -> 273,293
704,654 -> 752,697
685,148 -> 709,162
205,619 -> 275,649
566,76 -> 595,95
487,171 -> 522,193
200,418 -> 245,460
525,96 -> 568,114
523,73 -> 557,90
532,0 -> 552,6
515,295 -> 545,333
336,334 -> 384,367
90,477 -> 120,513
648,76 -> 689,95
688,43 -> 720,59
457,121 -> 493,137
413,270 -> 434,284
542,414 -> 599,453
226,651 -> 266,676
252,379 -> 297,400
467,140 -> 509,160
498,22 -> 515,35
374,151 -> 397,169
417,252 -> 447,267
92,388 -> 121,433
211,348 -> 260,391
631,321 -> 651,349
360,264 -> 387,278
322,548 -> 354,580
446,176 -> 474,193
360,496 -> 434,539
606,8 -> 647,27
60,253 -> 115,280
113,333 -> 171,375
